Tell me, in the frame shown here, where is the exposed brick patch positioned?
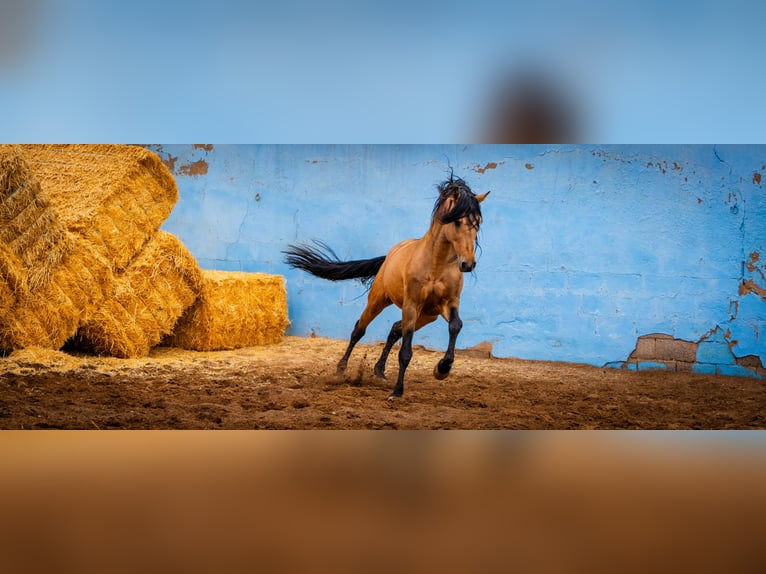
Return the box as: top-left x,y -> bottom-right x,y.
737,355 -> 766,378
628,333 -> 698,369
457,341 -> 494,359
676,361 -> 695,373
613,331 -> 762,379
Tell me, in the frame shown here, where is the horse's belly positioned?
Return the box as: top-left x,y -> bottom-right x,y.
381,278 -> 450,316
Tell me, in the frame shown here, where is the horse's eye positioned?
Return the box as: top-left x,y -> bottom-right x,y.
454,220 -> 461,227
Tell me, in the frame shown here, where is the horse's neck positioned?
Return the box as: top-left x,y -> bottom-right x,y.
421,221 -> 455,268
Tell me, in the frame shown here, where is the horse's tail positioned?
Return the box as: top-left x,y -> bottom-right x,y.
283,241 -> 385,285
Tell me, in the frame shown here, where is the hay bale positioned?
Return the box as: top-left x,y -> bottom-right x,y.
0,241 -> 26,308
0,276 -> 75,352
0,145 -> 191,357
0,241 -> 31,351
0,145 -> 28,201
3,283 -> 80,351
0,145 -> 72,291
0,240 -> 114,353
73,231 -> 202,358
165,270 -> 289,351
20,144 -> 178,272
53,237 -> 116,319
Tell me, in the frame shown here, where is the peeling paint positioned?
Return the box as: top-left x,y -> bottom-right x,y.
160,153 -> 178,174
474,161 -> 500,174
178,159 -> 209,176
740,279 -> 766,300
744,252 -> 766,291
193,144 -> 214,152
754,172 -> 762,185
592,150 -> 634,164
645,158 -> 686,175
525,163 -> 534,170
729,299 -> 739,320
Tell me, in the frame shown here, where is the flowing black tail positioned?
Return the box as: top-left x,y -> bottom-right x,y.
283,240 -> 385,285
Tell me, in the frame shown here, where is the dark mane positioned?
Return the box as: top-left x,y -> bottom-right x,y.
432,174 -> 483,229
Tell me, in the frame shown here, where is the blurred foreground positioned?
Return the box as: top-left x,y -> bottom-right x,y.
1,431 -> 764,573
1,1 -> 764,142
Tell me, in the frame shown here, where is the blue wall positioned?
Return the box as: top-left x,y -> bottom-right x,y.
149,145 -> 765,371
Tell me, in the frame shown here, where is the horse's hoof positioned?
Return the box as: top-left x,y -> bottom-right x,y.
387,390 -> 403,400
433,363 -> 451,380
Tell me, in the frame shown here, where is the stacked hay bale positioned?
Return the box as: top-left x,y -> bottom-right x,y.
21,144 -> 178,272
71,231 -> 203,358
0,145 -> 85,350
0,146 -> 74,290
165,270 -> 289,351
13,144 -> 200,357
0,144 -> 289,358
0,242 -> 22,313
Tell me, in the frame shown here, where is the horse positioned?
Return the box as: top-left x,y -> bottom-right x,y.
283,174 -> 489,399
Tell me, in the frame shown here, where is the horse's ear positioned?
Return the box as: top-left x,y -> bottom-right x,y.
476,191 -> 490,203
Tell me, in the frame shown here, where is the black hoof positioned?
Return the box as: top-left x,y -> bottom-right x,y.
387,390 -> 403,400
433,361 -> 452,380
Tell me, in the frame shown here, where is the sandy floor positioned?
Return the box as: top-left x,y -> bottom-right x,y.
1,336 -> 764,429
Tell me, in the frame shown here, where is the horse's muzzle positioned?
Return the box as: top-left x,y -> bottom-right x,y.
459,260 -> 476,273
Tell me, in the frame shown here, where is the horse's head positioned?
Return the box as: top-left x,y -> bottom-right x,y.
433,176 -> 490,272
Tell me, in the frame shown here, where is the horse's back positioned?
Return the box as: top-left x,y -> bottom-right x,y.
386,238 -> 418,260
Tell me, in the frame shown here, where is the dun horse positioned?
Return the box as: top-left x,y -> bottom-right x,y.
284,175 -> 489,399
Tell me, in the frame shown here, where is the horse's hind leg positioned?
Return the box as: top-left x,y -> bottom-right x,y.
336,320 -> 366,376
389,329 -> 413,399
373,321 -> 401,379
434,307 -> 462,380
336,287 -> 390,376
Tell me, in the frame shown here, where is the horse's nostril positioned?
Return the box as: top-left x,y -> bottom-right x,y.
461,261 -> 475,272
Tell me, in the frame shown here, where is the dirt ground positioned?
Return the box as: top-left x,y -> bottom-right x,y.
1,336 -> 764,429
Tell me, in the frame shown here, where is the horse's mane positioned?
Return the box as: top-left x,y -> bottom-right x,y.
432,173 -> 483,229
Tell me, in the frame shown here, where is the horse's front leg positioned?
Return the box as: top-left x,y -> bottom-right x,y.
389,304 -> 418,399
434,307 -> 462,380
